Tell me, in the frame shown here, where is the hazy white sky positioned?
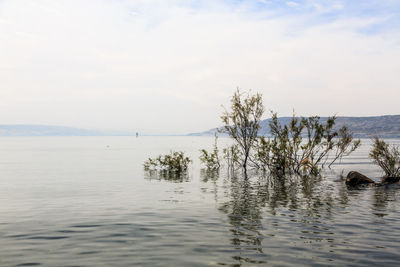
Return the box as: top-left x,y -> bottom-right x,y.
1,0 -> 400,134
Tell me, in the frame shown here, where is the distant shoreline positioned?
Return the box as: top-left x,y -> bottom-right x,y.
2,114 -> 400,137
188,115 -> 400,138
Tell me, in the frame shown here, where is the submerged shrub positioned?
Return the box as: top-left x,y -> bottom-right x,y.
144,151 -> 191,173
369,137 -> 400,177
254,113 -> 360,177
223,144 -> 241,171
220,89 -> 264,174
200,135 -> 220,171
216,90 -> 360,178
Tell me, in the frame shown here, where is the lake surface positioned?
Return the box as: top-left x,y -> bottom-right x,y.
0,136 -> 400,266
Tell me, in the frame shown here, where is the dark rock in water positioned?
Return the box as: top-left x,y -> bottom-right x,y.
381,176 -> 400,184
345,171 -> 375,186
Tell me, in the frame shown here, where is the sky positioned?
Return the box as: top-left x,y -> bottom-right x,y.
0,0 -> 400,134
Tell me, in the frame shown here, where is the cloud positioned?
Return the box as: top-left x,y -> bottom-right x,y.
286,1 -> 299,8
0,0 -> 399,133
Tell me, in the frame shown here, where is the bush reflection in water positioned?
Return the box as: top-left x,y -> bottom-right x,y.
2,137 -> 400,266
143,161 -> 400,266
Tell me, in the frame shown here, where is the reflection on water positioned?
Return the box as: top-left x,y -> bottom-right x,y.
218,176 -> 267,265
215,174 -> 335,265
372,185 -> 400,217
1,137 -> 400,266
144,169 -> 190,183
205,170 -> 400,266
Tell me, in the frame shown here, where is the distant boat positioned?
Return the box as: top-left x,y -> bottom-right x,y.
136,132 -> 139,138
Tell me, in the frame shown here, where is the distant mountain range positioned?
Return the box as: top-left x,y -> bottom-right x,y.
188,115 -> 400,138
2,115 -> 400,137
0,125 -> 133,136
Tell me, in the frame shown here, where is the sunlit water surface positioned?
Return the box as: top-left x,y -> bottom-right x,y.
0,137 -> 400,266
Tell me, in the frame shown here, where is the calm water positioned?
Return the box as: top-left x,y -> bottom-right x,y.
0,136 -> 400,266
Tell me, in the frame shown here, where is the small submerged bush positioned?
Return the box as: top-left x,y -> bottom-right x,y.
200,135 -> 220,171
369,137 -> 400,177
144,151 -> 191,173
223,144 -> 241,171
199,134 -> 243,174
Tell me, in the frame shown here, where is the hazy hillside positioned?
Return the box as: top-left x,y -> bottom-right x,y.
188,115 -> 400,138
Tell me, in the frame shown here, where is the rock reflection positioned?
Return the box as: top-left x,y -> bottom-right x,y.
371,185 -> 399,217
339,178 -> 400,218
144,170 -> 190,183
